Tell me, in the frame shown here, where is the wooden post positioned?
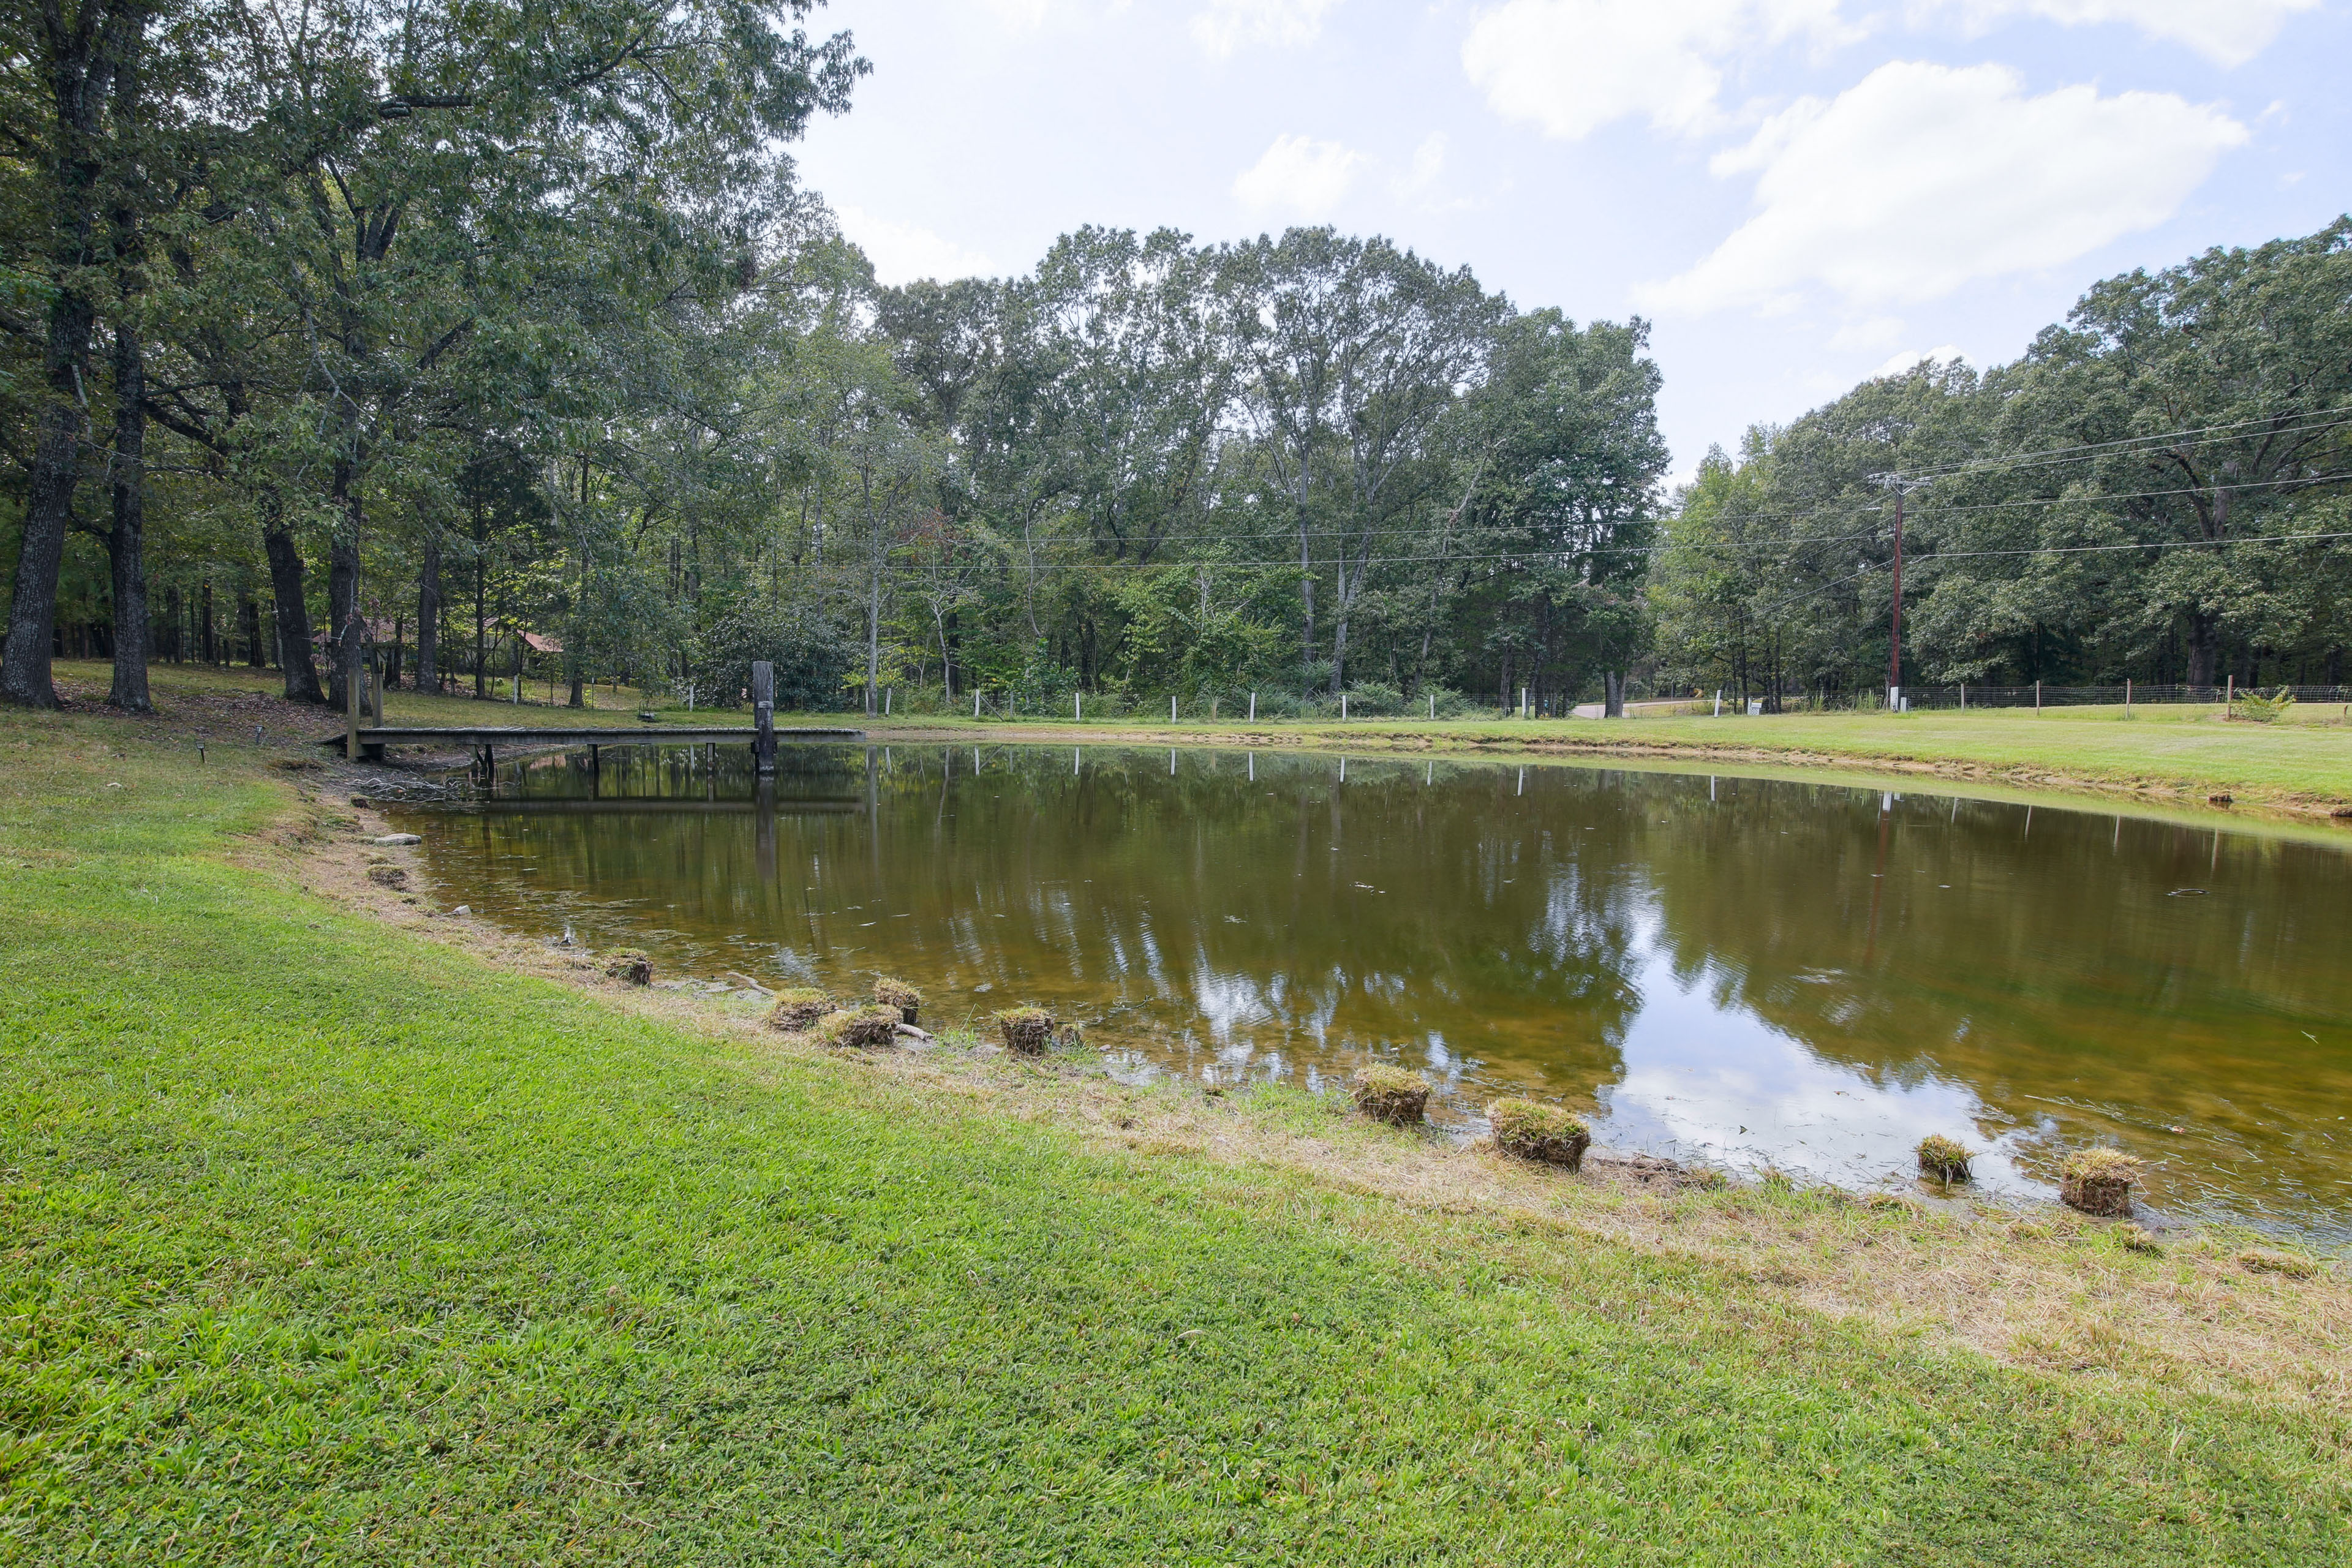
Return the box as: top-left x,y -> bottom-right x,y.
342,617 -> 364,761
2125,677 -> 2132,718
2225,674 -> 2234,719
2035,679 -> 2041,715
751,660 -> 776,777
1248,692 -> 1255,722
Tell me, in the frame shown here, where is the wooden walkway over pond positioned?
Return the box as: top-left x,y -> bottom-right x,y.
322,658 -> 853,775
318,722 -> 864,770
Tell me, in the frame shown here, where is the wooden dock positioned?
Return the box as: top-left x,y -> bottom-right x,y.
318,722 -> 864,769
322,659 -> 851,775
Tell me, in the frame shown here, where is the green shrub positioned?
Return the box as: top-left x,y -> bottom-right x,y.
692,603 -> 854,711
2232,685 -> 2295,723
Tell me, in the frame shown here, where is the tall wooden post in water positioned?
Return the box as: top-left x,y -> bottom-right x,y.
751,660 -> 777,776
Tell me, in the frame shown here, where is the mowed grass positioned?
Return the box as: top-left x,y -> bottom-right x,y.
2,693 -> 2347,1562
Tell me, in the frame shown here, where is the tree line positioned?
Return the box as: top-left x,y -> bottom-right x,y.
1654,221 -> 2352,706
2,0 -> 2346,717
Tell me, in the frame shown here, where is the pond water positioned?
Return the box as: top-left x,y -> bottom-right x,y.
391,743 -> 2352,1245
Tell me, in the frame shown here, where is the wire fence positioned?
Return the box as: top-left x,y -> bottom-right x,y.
1851,682 -> 2350,712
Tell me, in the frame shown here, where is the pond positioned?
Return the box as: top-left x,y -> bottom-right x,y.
390,743 -> 2352,1245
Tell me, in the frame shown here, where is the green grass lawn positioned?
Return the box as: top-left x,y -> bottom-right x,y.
3,690 -> 2347,1562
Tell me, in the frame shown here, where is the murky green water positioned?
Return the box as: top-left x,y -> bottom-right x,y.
392,744 -> 2352,1243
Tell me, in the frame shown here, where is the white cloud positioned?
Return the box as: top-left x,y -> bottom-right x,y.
1640,61 -> 2247,314
1874,344 -> 1966,376
1193,0 -> 1343,56
1393,132 -> 1447,197
1920,0 -> 2319,68
1460,0 -> 1851,141
1232,134 -> 1365,217
833,205 -> 996,285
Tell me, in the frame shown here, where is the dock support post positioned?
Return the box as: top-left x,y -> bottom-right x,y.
752,660 -> 777,776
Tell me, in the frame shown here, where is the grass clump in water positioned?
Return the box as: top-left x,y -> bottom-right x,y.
2058,1147 -> 2143,1216
602,948 -> 653,986
995,1005 -> 1055,1054
1351,1064 -> 1431,1125
1487,1098 -> 1591,1170
766,987 -> 833,1031
873,976 -> 922,1023
816,1005 -> 902,1050
1916,1134 -> 1973,1182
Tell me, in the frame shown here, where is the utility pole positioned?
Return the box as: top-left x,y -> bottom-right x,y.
1889,483 -> 1904,704
1872,473 -> 1931,710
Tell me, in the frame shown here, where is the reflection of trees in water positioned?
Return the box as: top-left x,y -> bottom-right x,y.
423,746 -> 2352,1224
1634,778 -> 2352,1200
869,749 -> 1644,1096
451,745 -> 1648,1096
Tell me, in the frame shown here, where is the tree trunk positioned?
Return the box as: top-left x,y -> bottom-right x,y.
241,594 -> 262,666
1604,671 -> 1624,718
415,534 -> 440,694
105,314 -> 151,710
326,458 -> 360,711
1,0 -> 139,707
262,492 -> 325,703
2185,611 -> 2220,690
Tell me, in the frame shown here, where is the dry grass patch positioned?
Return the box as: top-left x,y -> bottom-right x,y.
1487,1098 -> 1591,1169
2059,1147 -> 2142,1216
766,987 -> 833,1031
995,1005 -> 1055,1054
815,1004 -> 901,1050
1915,1134 -> 1972,1182
872,976 -> 922,1022
1350,1064 -> 1431,1125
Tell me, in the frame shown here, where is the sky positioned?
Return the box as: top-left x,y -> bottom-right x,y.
789,0 -> 2351,483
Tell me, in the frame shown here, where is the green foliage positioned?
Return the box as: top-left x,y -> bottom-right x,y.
2234,687 -> 2296,723
692,602 -> 856,710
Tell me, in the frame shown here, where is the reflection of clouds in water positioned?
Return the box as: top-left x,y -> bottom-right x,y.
1190,963 -> 1275,1043
1604,952 -> 2054,1196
